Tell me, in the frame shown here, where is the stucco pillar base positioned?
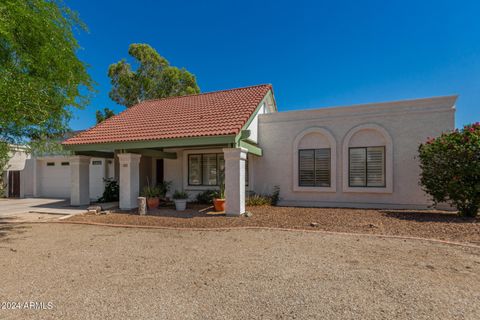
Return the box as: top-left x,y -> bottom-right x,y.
70,156 -> 91,206
223,147 -> 247,216
118,153 -> 141,210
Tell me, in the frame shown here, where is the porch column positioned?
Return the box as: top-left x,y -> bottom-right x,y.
70,155 -> 90,206
223,147 -> 247,216
118,153 -> 141,210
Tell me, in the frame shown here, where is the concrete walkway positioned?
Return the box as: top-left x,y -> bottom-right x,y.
0,198 -> 88,222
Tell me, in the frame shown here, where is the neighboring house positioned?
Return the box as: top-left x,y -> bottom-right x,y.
3,151 -> 114,201
2,145 -> 30,198
7,84 -> 456,215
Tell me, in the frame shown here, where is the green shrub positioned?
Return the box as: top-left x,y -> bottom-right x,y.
172,190 -> 189,200
246,186 -> 281,206
196,190 -> 218,204
141,185 -> 160,198
246,194 -> 272,206
271,185 -> 280,206
98,178 -> 119,203
418,123 -> 480,217
157,180 -> 172,198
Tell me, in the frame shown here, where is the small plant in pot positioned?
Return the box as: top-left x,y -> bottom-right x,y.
172,190 -> 189,211
213,181 -> 226,212
141,185 -> 161,210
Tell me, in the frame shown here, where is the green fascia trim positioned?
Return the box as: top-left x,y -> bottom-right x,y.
127,149 -> 177,159
239,140 -> 262,156
234,90 -> 274,145
235,93 -> 265,144
63,135 -> 236,152
74,151 -> 114,158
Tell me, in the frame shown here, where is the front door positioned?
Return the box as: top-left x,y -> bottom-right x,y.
156,159 -> 164,184
8,171 -> 20,198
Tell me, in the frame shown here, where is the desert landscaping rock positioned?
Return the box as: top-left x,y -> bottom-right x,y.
66,205 -> 480,244
0,223 -> 478,320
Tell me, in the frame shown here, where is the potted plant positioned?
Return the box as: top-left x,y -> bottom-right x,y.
172,190 -> 189,211
157,180 -> 172,202
141,185 -> 160,210
213,180 -> 226,212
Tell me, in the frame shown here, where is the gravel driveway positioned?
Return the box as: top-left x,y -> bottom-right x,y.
0,223 -> 479,320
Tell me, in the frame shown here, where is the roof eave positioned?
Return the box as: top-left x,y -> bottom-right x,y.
62,134 -> 237,152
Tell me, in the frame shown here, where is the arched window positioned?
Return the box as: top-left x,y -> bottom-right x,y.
293,127 -> 336,192
342,124 -> 393,193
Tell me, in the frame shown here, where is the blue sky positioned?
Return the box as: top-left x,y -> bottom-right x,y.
67,0 -> 480,130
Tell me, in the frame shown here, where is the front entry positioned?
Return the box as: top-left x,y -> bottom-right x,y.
8,171 -> 20,198
156,159 -> 164,184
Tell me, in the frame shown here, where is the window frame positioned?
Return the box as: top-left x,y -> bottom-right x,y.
184,150 -> 250,191
348,146 -> 386,188
298,148 -> 331,188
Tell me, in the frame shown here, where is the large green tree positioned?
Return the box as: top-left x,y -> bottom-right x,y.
0,0 -> 92,191
0,0 -> 92,144
95,108 -> 115,124
108,44 -> 200,108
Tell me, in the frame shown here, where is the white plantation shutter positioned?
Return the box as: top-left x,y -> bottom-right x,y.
299,150 -> 315,186
349,147 -> 385,187
349,148 -> 367,187
367,147 -> 385,187
299,149 -> 331,187
314,149 -> 330,187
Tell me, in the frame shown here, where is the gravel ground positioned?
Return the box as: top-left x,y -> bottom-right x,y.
0,223 -> 479,320
67,205 -> 480,244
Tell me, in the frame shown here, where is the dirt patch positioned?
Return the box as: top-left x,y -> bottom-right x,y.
1,223 -> 479,320
65,205 -> 480,244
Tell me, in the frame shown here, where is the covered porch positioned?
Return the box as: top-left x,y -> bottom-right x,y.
65,135 -> 261,216
61,84 -> 275,216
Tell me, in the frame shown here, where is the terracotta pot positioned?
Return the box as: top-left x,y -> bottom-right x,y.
147,197 -> 159,210
213,198 -> 225,212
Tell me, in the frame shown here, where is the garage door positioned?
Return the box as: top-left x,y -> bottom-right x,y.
39,160 -> 71,198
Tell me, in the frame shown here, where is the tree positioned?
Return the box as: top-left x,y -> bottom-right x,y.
0,142 -> 9,197
108,44 -> 200,108
95,108 -> 116,124
0,0 -> 93,152
418,123 -> 480,217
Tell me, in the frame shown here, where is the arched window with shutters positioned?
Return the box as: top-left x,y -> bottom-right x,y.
293,127 -> 336,192
342,124 -> 393,193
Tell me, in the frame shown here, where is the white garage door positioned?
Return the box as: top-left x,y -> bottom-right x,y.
39,160 -> 71,198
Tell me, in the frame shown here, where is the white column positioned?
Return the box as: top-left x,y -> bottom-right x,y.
223,147 -> 247,216
70,155 -> 91,206
118,153 -> 141,210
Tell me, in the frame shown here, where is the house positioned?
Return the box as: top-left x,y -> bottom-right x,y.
6,84 -> 456,215
2,151 -> 114,201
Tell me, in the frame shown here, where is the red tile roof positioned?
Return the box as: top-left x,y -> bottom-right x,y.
63,84 -> 272,145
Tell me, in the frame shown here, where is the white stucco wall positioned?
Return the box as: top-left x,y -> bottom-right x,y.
246,103 -> 266,143
253,96 -> 456,209
26,156 -> 111,201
